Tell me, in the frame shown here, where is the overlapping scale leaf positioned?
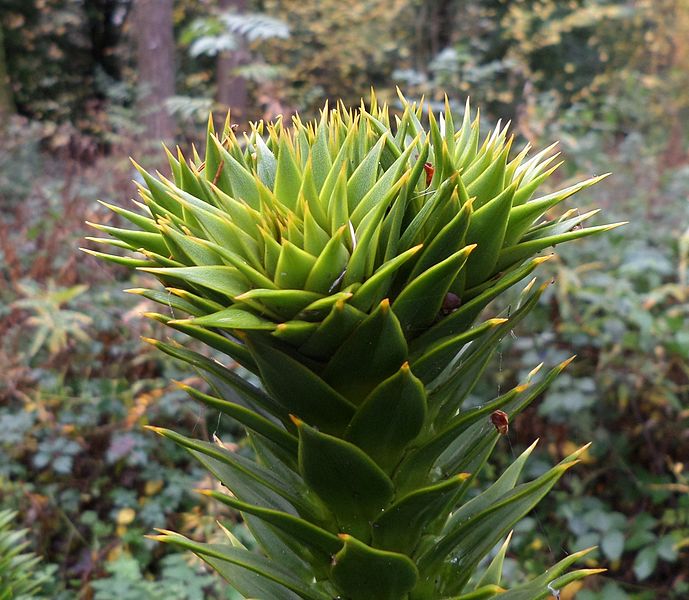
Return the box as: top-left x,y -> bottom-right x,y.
86,91 -> 616,600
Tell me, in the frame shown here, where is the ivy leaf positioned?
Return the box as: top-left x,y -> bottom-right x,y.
601,530 -> 625,562
632,546 -> 658,581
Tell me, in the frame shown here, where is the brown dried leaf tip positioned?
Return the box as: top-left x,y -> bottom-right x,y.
490,410 -> 509,436
423,162 -> 435,186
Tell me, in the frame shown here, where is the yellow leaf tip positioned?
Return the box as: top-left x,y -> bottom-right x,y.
143,312 -> 166,320
168,318 -> 192,325
560,355 -> 577,368
605,221 -> 628,230
144,425 -> 165,435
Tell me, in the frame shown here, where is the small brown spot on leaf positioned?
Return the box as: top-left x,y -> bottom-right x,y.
490,410 -> 509,436
441,292 -> 461,315
423,162 -> 435,186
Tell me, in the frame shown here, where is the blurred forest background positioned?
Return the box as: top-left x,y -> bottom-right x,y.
1,0 -> 688,598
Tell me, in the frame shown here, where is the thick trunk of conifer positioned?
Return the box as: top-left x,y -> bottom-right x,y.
133,0 -> 175,143
0,22 -> 15,119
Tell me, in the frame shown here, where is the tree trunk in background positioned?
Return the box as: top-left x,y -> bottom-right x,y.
84,0 -> 132,83
427,0 -> 455,60
413,0 -> 457,75
0,21 -> 15,119
133,0 -> 175,143
216,0 -> 248,122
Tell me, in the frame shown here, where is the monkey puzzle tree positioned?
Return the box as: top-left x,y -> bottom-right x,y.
86,91 -> 619,599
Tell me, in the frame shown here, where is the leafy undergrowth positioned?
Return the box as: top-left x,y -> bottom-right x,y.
0,134 -> 243,598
